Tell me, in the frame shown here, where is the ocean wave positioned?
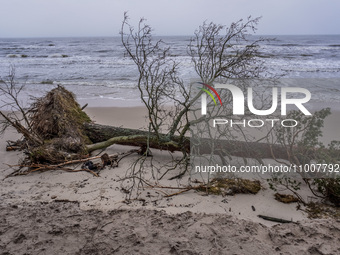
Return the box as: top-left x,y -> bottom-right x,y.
278,44 -> 301,47
6,54 -> 28,58
95,50 -> 113,53
300,54 -> 314,57
281,67 -> 340,73
48,54 -> 69,58
1,47 -> 26,50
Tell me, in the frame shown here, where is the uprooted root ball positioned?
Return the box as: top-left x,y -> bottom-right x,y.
28,86 -> 92,163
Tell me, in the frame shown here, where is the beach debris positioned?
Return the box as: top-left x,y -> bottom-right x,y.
221,198 -> 228,203
196,178 -> 261,196
5,151 -> 134,178
143,178 -> 261,198
6,140 -> 26,151
82,161 -> 99,171
305,202 -> 340,219
52,199 -> 80,205
101,153 -> 118,167
252,205 -> 256,211
258,215 -> 295,224
274,193 -> 299,204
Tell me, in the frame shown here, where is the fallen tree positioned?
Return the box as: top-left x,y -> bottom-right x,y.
2,82 -> 329,171
0,84 -> 291,163
84,122 -> 291,160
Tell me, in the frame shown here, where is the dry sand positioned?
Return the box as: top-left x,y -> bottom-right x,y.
1,202 -> 340,255
1,106 -> 340,254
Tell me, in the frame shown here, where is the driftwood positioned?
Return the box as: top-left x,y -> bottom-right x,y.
257,215 -> 296,224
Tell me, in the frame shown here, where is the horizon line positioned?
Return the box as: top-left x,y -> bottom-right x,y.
1,33 -> 340,39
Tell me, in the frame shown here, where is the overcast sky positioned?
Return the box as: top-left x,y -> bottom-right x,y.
0,0 -> 339,38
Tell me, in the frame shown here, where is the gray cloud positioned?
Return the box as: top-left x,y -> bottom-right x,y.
0,0 -> 339,37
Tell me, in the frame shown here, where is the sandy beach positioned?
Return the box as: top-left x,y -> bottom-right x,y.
1,0 -> 340,253
0,104 -> 339,254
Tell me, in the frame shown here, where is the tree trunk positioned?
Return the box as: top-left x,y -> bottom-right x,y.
84,123 -> 290,160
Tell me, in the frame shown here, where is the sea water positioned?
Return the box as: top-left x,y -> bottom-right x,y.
0,35 -> 339,108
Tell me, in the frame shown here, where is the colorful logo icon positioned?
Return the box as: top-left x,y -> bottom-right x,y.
197,82 -> 223,106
